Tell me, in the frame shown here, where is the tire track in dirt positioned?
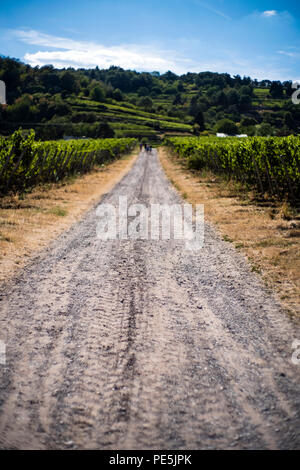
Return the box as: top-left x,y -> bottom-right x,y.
0,150 -> 299,449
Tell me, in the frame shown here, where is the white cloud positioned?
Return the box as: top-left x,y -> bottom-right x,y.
277,50 -> 299,58
261,10 -> 277,17
10,29 -> 295,81
252,9 -> 292,22
13,29 -> 183,73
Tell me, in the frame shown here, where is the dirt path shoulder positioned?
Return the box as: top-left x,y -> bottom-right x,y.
159,147 -> 300,318
0,149 -> 139,283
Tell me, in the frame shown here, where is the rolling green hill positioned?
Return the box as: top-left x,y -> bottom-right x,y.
1,57 -> 299,141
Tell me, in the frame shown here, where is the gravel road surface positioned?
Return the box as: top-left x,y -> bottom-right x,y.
0,150 -> 299,449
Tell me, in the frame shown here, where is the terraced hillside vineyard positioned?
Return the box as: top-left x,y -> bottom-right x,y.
1,57 -> 300,141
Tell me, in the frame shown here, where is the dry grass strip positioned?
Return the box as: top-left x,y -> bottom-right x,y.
0,149 -> 139,282
159,147 -> 300,319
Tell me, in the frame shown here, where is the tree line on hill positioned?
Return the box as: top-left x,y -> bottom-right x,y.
0,56 -> 299,139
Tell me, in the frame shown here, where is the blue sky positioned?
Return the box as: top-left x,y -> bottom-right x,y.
1,0 -> 299,80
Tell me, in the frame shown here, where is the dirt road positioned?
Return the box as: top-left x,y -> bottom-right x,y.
0,150 -> 299,449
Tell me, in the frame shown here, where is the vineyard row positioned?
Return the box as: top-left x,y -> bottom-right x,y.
0,130 -> 137,194
164,136 -> 300,202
